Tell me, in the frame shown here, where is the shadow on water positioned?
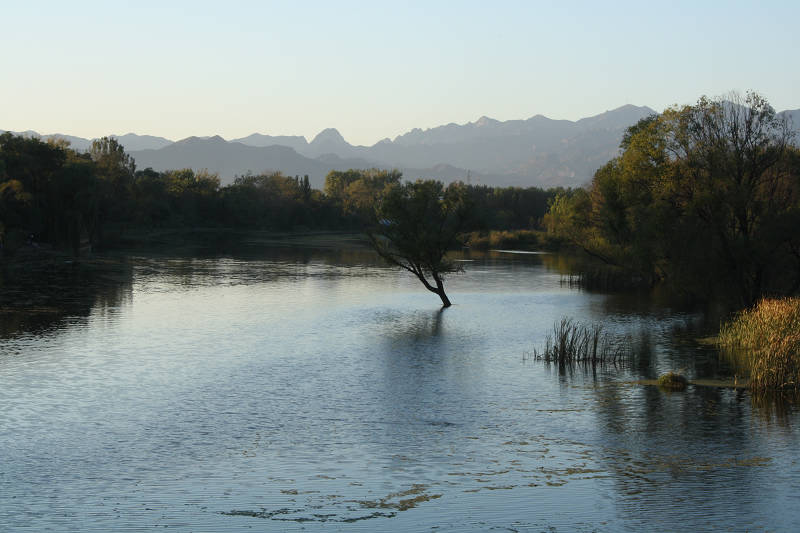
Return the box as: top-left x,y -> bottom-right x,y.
0,259 -> 134,339
382,308 -> 445,343
750,391 -> 800,428
0,240 -> 381,340
587,379 -> 784,530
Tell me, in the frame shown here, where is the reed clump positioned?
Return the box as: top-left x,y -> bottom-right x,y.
719,297 -> 800,391
532,317 -> 628,365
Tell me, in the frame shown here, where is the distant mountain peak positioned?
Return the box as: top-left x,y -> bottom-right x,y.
311,128 -> 347,145
474,116 -> 498,127
576,104 -> 656,130
176,135 -> 227,145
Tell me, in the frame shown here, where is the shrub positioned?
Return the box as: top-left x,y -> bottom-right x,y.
719,298 -> 800,391
464,230 -> 541,250
657,372 -> 688,390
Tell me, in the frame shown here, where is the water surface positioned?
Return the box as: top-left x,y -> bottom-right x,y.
1,247 -> 798,531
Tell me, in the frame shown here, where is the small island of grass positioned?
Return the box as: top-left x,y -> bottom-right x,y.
719,297 -> 800,391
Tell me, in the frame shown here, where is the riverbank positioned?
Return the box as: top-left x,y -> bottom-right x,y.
1,229 -> 371,266
111,228 -> 371,253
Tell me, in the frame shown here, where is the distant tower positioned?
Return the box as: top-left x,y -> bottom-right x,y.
467,170 -> 471,185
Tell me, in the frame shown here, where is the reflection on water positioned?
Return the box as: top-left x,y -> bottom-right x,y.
1,246 -> 799,531
0,259 -> 134,337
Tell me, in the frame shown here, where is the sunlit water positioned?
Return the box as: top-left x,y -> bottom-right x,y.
1,246 -> 799,531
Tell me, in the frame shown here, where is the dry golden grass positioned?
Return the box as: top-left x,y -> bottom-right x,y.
719,297 -> 800,391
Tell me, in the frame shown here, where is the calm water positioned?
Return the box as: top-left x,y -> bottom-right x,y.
1,246 -> 799,531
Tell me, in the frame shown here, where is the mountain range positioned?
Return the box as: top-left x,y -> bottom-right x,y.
4,106 -> 798,189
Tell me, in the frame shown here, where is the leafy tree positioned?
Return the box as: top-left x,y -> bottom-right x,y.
0,133 -> 67,244
132,167 -> 170,226
368,179 -> 470,307
324,168 -> 402,223
546,92 -> 800,306
89,137 -> 137,241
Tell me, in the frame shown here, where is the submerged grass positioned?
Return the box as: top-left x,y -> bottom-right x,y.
719,297 -> 800,391
531,317 -> 629,365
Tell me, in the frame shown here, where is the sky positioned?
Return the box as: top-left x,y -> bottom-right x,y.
2,0 -> 798,146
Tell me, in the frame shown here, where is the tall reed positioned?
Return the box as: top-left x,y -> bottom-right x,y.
532,317 -> 627,365
719,297 -> 800,391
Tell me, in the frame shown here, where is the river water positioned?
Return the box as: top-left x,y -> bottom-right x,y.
1,245 -> 798,531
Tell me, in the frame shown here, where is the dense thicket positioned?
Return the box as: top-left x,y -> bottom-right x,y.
0,133 -> 561,256
545,93 -> 800,307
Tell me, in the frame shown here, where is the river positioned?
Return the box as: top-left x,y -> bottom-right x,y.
1,244 -> 798,531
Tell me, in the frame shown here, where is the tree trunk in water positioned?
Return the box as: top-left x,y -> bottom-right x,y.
433,272 -> 451,308
437,289 -> 452,308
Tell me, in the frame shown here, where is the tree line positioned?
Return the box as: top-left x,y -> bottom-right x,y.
0,133 -> 566,256
544,92 -> 800,308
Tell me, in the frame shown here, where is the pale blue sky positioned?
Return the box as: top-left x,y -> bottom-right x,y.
2,0 -> 797,146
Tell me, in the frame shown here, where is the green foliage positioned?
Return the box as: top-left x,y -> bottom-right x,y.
368,179 -> 470,307
324,168 -> 402,224
0,132 -> 95,253
462,184 -> 559,230
544,92 -> 800,306
0,129 -> 573,261
222,171 -> 320,230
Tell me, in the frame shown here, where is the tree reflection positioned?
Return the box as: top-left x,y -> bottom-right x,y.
0,260 -> 133,338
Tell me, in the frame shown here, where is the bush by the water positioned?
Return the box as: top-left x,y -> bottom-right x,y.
532,317 -> 628,365
719,298 -> 800,391
464,230 -> 542,250
657,372 -> 688,390
559,264 -> 650,292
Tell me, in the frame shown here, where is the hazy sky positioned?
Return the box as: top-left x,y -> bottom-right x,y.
3,0 -> 798,146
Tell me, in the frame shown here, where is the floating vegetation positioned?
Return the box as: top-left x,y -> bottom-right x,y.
719,297 -> 800,391
353,484 -> 442,512
657,372 -> 688,391
221,507 -> 396,523
530,317 -> 630,365
631,378 -> 748,390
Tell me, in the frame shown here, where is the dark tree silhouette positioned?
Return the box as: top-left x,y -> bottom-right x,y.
368,179 -> 470,307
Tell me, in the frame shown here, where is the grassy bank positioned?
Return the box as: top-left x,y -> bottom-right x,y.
1,229 -> 371,265
112,228 -> 369,251
463,229 -> 558,251
719,298 -> 800,391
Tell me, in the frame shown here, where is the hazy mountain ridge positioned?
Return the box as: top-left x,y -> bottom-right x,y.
7,104 -> 799,188
0,130 -> 173,152
130,138 -> 375,189
229,133 -> 308,152
112,133 -> 173,151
